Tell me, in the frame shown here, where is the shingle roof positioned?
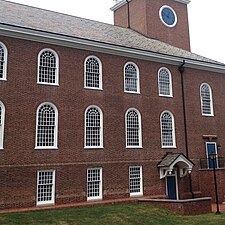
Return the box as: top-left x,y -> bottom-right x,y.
0,0 -> 224,66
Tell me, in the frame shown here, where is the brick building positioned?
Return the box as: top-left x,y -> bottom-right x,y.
0,0 -> 225,210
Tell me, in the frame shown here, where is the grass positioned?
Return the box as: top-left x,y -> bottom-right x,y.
0,204 -> 224,225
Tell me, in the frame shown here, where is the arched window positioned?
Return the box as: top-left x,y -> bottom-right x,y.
85,106 -> 103,148
36,103 -> 58,149
37,49 -> 59,85
0,42 -> 7,80
160,111 -> 176,148
84,56 -> 102,90
0,101 -> 5,149
158,67 -> 172,97
124,62 -> 140,93
126,108 -> 142,148
200,83 -> 214,116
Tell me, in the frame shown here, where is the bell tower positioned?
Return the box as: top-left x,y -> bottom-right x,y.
111,0 -> 191,51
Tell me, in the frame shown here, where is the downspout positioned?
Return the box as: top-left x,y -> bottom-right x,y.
126,0 -> 131,28
178,60 -> 194,198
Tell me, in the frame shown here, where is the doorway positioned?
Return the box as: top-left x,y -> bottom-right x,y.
166,174 -> 178,200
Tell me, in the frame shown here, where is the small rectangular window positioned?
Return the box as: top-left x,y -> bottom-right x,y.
129,166 -> 143,196
37,170 -> 55,206
87,168 -> 102,201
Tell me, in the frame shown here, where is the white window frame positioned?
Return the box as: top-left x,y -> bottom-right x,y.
87,168 -> 103,201
125,108 -> 142,148
200,83 -> 214,116
36,170 -> 56,206
124,62 -> 140,94
84,55 -> 103,90
160,110 -> 176,148
37,48 -> 59,86
0,101 -> 5,149
84,105 -> 103,149
129,166 -> 143,197
158,67 -> 173,97
35,102 -> 58,149
0,41 -> 8,81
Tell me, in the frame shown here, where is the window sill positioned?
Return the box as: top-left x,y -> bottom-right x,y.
37,82 -> 59,87
35,147 -> 58,150
159,94 -> 173,98
87,197 -> 102,202
202,114 -> 214,117
130,193 -> 143,197
162,146 -> 176,149
124,91 -> 140,95
84,87 -> 103,91
84,146 -> 104,150
36,202 -> 55,207
126,146 -> 143,149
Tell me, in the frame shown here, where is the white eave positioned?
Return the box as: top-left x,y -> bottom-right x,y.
111,0 -> 190,11
0,23 -> 224,74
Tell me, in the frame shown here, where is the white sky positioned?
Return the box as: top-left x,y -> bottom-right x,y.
6,0 -> 225,63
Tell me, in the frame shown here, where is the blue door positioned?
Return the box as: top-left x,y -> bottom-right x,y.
167,176 -> 177,200
206,143 -> 217,168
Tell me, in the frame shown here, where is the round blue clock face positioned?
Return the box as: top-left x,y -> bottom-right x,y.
160,6 -> 177,27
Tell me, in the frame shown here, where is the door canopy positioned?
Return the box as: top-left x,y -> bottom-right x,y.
158,153 -> 194,179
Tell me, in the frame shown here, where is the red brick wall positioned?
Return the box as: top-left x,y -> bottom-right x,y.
113,0 -> 190,51
0,34 -> 225,209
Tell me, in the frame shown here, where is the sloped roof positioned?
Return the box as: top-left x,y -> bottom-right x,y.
0,0 -> 224,68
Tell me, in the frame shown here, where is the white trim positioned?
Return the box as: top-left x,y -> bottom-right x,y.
87,167 -> 103,201
0,24 -> 224,74
36,170 -> 55,206
125,108 -> 142,148
200,83 -> 214,116
37,48 -> 59,86
158,67 -> 173,97
160,110 -> 176,148
84,105 -> 103,148
35,102 -> 58,149
174,0 -> 191,4
84,55 -> 103,90
166,171 -> 179,200
129,166 -> 143,197
0,101 -> 5,149
0,41 -> 7,81
124,62 -> 140,94
110,0 -> 131,11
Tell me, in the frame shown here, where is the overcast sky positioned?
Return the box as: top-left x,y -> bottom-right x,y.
6,0 -> 225,63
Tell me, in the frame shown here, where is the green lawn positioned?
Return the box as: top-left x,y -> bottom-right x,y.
0,204 -> 224,225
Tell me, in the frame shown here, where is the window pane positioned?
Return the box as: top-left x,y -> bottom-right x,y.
125,64 -> 138,92
37,171 -> 54,203
161,112 -> 174,147
86,107 -> 101,147
39,51 -> 57,84
87,168 -> 101,198
37,104 -> 56,147
130,166 -> 142,194
126,110 -> 140,146
0,45 -> 5,79
159,68 -> 171,96
201,84 -> 212,115
85,57 -> 100,88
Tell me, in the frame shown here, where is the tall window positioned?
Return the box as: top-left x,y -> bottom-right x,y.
87,168 -> 102,201
38,49 -> 59,85
158,67 -> 172,97
124,62 -> 140,93
36,103 -> 58,149
37,170 -> 55,206
126,108 -> 142,148
129,166 -> 143,196
160,111 -> 176,148
85,106 -> 103,148
84,56 -> 102,90
0,101 -> 5,149
200,83 -> 214,116
0,42 -> 7,80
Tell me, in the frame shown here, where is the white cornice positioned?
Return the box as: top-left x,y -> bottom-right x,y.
0,24 -> 224,74
111,0 -> 190,11
174,0 -> 191,4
